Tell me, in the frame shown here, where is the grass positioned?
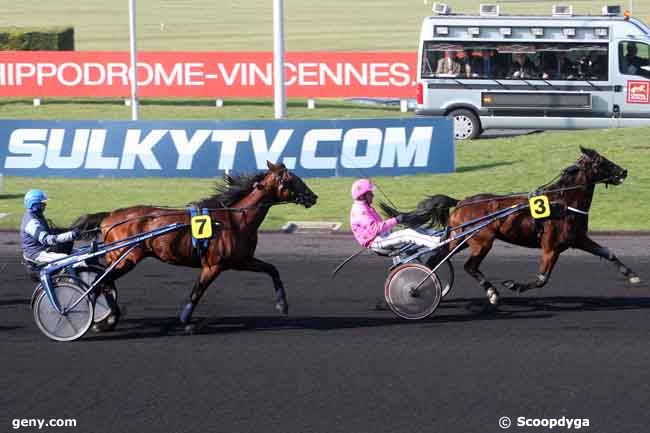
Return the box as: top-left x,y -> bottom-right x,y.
0,98 -> 411,120
1,1 -> 647,51
2,126 -> 649,231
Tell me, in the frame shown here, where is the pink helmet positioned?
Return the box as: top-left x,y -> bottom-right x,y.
351,178 -> 375,200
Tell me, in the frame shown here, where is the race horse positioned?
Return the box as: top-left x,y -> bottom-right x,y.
382,147 -> 640,305
72,161 -> 318,328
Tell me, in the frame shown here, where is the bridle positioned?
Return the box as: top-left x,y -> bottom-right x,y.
273,168 -> 316,207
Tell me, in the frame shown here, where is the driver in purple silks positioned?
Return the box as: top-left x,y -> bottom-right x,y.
349,179 -> 440,251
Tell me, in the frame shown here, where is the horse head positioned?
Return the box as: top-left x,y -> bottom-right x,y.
257,161 -> 318,208
577,146 -> 628,186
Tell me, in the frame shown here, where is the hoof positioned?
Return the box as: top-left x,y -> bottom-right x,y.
91,314 -> 119,332
275,300 -> 289,316
629,276 -> 641,284
502,280 -> 527,293
486,287 -> 499,305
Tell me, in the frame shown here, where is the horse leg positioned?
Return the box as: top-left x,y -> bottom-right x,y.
91,254 -> 140,332
574,236 -> 641,284
463,237 -> 499,305
179,265 -> 222,325
233,258 -> 289,315
505,248 -> 560,293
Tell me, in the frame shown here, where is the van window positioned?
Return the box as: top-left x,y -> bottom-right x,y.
421,42 -> 608,81
619,41 -> 650,78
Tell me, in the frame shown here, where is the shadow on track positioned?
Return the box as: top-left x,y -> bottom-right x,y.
0,298 -> 29,307
77,295 -> 650,342
82,311 -> 553,342
443,296 -> 650,314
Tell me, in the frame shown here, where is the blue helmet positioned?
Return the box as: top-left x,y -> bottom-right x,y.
24,189 -> 48,210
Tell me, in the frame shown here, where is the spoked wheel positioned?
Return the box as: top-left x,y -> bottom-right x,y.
423,255 -> 455,297
33,280 -> 94,342
76,266 -> 118,324
384,263 -> 442,320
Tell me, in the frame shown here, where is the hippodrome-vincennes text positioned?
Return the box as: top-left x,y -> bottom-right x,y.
0,52 -> 415,98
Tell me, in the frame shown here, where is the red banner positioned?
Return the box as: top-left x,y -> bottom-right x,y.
0,51 -> 417,98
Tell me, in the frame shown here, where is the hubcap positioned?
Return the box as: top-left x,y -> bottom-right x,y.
454,115 -> 474,140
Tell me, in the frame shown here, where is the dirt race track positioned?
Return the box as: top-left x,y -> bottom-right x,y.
1,232 -> 649,433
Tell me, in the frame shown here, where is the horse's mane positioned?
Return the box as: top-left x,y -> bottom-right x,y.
541,162 -> 584,193
193,172 -> 267,208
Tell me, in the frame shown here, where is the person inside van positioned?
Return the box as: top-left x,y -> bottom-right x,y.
470,50 -> 494,78
577,54 -> 599,79
589,52 -> 608,80
540,53 -> 558,80
622,42 -> 650,77
540,52 -> 578,80
456,50 -> 473,78
561,53 -> 577,79
492,52 -> 510,79
436,50 -> 461,76
510,53 -> 538,79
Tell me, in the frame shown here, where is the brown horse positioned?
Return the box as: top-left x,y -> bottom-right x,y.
72,161 -> 317,327
383,147 -> 640,305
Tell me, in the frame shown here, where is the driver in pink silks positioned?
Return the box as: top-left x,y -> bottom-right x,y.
350,179 -> 440,251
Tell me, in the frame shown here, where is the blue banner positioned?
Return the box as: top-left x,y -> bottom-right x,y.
0,118 -> 454,177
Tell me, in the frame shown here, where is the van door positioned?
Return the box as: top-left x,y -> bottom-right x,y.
613,40 -> 650,127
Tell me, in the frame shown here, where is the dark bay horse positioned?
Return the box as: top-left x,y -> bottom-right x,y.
72,161 -> 317,327
384,147 -> 640,305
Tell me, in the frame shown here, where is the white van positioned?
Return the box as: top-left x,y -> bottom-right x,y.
416,4 -> 650,139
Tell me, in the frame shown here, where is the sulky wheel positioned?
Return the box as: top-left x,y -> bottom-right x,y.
423,255 -> 455,298
33,279 -> 94,342
384,263 -> 442,320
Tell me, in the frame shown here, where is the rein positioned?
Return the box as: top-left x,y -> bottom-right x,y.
453,175 -> 618,209
87,201 -> 294,238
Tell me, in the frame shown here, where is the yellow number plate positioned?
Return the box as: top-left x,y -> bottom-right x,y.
529,195 -> 551,219
191,215 -> 213,239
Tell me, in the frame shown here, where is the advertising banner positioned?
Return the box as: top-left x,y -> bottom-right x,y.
0,51 -> 417,98
0,118 -> 454,178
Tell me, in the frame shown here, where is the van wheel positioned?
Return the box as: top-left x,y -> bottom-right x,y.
449,109 -> 481,140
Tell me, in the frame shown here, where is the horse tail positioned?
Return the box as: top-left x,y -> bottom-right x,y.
378,202 -> 401,219
378,202 -> 428,227
415,195 -> 459,228
379,194 -> 459,229
69,211 -> 110,240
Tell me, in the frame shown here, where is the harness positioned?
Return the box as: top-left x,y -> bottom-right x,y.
531,200 -> 589,241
